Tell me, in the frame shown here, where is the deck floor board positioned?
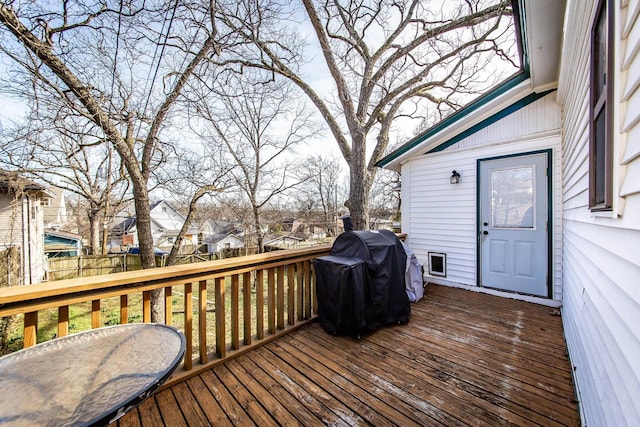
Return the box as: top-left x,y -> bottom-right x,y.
115,285 -> 580,426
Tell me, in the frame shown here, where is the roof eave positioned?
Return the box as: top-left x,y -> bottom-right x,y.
377,72 -> 532,171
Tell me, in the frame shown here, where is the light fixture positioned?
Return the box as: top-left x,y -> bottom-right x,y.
450,170 -> 460,184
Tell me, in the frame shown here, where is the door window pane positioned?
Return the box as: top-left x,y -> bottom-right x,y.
491,166 -> 535,228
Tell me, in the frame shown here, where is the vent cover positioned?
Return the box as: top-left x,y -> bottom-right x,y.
428,252 -> 446,277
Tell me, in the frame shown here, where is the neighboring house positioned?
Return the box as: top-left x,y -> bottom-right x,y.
43,229 -> 82,258
281,219 -> 330,240
281,218 -> 306,233
42,187 -> 68,230
199,220 -> 237,243
0,172 -> 53,285
109,200 -> 197,250
203,233 -> 245,254
378,0 -> 639,425
263,234 -> 304,250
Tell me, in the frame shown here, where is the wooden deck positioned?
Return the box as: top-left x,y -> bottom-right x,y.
115,285 -> 580,426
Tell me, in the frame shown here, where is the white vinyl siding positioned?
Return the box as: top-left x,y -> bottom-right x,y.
557,0 -> 640,425
401,93 -> 562,300
446,94 -> 561,151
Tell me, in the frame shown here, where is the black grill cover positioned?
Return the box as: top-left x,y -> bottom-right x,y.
314,229 -> 410,337
313,256 -> 373,337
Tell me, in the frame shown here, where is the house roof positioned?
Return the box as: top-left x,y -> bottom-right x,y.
44,228 -> 82,242
0,171 -> 55,198
111,217 -> 137,234
377,0 -> 566,172
204,233 -> 244,245
264,234 -> 304,245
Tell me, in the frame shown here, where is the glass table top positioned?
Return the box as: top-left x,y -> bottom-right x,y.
0,323 -> 185,426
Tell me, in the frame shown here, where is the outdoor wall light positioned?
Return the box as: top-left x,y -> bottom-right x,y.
450,170 -> 461,184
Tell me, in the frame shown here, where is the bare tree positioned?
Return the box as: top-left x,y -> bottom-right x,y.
0,1 -> 220,321
368,168 -> 401,228
298,155 -> 343,236
188,69 -> 322,252
0,117 -> 129,254
152,145 -> 232,265
213,0 -> 518,229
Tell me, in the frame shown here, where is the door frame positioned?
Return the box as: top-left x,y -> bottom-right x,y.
476,149 -> 553,299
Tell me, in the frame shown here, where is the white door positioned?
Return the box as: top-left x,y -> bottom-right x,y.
479,152 -> 549,297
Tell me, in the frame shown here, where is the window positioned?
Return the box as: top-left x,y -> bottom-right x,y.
589,0 -> 614,211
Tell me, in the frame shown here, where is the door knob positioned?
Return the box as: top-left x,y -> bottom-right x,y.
483,230 -> 489,235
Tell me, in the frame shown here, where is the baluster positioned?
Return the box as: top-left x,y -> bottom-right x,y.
58,306 -> 69,337
199,280 -> 208,364
243,272 -> 252,345
277,265 -> 285,330
311,262 -> 318,315
215,277 -> 226,358
304,260 -> 311,319
23,312 -> 37,348
142,291 -> 151,323
91,300 -> 100,328
120,295 -> 128,324
287,265 -> 295,325
296,262 -> 304,321
267,268 -> 275,335
231,274 -> 239,350
184,283 -> 193,370
256,270 -> 264,340
165,287 -> 173,326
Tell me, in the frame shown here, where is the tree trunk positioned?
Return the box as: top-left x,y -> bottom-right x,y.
88,210 -> 101,256
348,133 -> 370,230
254,208 -> 264,253
132,184 -> 163,322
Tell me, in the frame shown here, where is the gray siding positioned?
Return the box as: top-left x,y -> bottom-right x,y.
557,0 -> 640,425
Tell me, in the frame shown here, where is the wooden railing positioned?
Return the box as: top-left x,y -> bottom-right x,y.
0,245 -> 331,386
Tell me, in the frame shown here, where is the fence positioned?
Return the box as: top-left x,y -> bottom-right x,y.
44,250 -> 255,281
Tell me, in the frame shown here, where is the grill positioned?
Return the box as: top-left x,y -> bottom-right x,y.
313,228 -> 411,338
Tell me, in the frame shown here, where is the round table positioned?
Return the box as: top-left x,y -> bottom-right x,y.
0,323 -> 185,426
